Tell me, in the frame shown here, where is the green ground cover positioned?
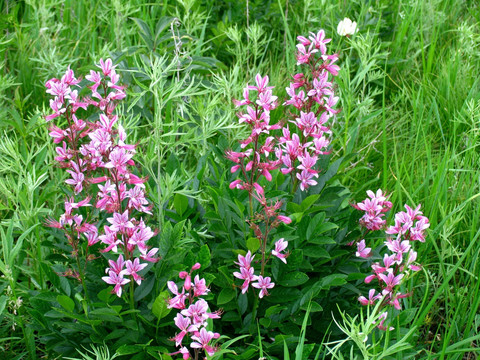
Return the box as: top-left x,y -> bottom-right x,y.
1,0 -> 479,359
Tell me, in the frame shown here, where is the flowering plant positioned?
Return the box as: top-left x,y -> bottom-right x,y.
167,263 -> 222,359
352,189 -> 429,330
227,29 -> 341,305
44,59 -> 158,304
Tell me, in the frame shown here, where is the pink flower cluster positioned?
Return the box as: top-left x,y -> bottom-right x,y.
228,30 -> 340,193
227,73 -> 281,193
233,250 -> 276,298
45,59 -> 158,297
351,189 -> 392,231
352,189 -> 430,331
277,30 -> 340,191
227,29 -> 339,301
167,264 -> 221,359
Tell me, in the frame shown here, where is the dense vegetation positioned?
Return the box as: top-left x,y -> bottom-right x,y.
1,0 -> 479,359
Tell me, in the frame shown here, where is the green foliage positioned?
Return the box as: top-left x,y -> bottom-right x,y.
1,0 -> 480,358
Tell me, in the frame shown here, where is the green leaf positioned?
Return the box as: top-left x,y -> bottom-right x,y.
173,193 -> 189,216
315,222 -> 338,235
90,308 -> 122,323
246,237 -> 261,253
279,272 -> 309,287
116,344 -> 143,356
130,17 -> 154,49
105,329 -> 127,341
97,288 -> 113,303
308,236 -> 336,245
301,301 -> 323,312
196,244 -> 211,269
265,304 -> 286,317
134,276 -> 155,301
238,293 -> 248,315
301,195 -> 320,211
154,16 -> 174,42
217,288 -> 236,305
303,246 -> 330,259
266,288 -> 302,303
306,212 -> 325,240
286,249 -> 303,268
56,295 -> 74,313
152,291 -> 171,320
0,295 -> 7,315
259,317 -> 271,328
320,274 -> 347,289
166,152 -> 180,175
24,326 -> 37,360
221,311 -> 241,322
212,266 -> 232,288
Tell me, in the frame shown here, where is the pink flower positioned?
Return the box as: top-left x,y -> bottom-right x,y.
358,289 -> 381,306
277,215 -> 292,225
309,29 -> 331,55
409,216 -> 430,242
167,281 -> 187,310
355,240 -> 371,258
297,151 -> 318,173
252,275 -> 275,298
107,210 -> 134,232
64,196 -> 91,215
296,44 -> 318,65
106,254 -> 125,274
173,314 -> 197,346
296,170 -> 318,191
102,271 -> 130,297
98,226 -> 121,253
181,299 -> 220,327
169,347 -> 191,360
406,251 -> 422,271
140,247 -> 159,263
97,58 -> 116,77
233,266 -> 258,294
375,311 -> 394,331
65,168 -> 85,194
123,258 -> 148,285
272,238 -> 288,264
104,147 -> 134,173
378,269 -> 404,294
385,239 -> 411,262
248,74 -> 274,93
235,251 -> 255,269
85,229 -> 99,246
190,328 -> 219,356
48,124 -> 66,143
193,275 -> 210,297
233,86 -> 251,107
323,54 -> 340,76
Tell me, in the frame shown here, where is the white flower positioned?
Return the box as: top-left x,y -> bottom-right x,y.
337,18 -> 358,36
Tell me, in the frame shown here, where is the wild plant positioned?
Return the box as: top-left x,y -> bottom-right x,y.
227,29 -> 340,301
167,263 -> 222,359
44,59 -> 158,306
352,189 -> 429,330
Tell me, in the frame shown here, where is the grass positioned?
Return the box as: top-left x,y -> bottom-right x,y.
1,0 -> 479,358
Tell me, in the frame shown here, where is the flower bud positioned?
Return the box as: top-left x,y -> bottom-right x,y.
184,274 -> 191,291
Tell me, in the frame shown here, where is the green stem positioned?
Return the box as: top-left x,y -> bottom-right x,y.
251,289 -> 259,324
249,193 -> 254,218
75,252 -> 89,315
260,216 -> 271,276
292,177 -> 299,194
129,281 -> 135,311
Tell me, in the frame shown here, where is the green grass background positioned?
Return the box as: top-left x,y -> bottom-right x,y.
0,0 -> 479,358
